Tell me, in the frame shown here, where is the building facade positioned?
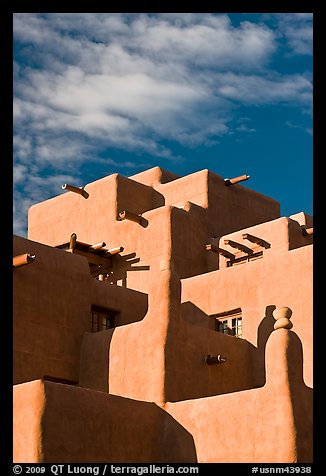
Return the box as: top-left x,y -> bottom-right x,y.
13,167 -> 313,463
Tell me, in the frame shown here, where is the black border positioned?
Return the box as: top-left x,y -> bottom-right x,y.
6,4 -> 321,471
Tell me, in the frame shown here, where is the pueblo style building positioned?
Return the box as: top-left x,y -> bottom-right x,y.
13,167 -> 313,463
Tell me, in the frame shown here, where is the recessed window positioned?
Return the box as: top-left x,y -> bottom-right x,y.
214,308 -> 242,338
91,306 -> 118,332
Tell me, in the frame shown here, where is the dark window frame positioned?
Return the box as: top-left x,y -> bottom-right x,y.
91,305 -> 118,332
214,308 -> 242,338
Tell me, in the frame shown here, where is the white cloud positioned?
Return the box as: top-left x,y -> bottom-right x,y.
272,13 -> 313,55
216,72 -> 312,105
93,157 -> 152,169
14,13 -> 312,158
13,163 -> 28,184
117,15 -> 276,70
13,169 -> 79,236
13,13 -> 313,236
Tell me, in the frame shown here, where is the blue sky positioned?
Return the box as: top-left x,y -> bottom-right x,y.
13,13 -> 313,237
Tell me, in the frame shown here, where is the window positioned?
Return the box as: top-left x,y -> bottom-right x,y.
231,316 -> 242,338
91,306 -> 118,332
217,319 -> 229,335
214,308 -> 242,338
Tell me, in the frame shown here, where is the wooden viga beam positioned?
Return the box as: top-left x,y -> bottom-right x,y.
89,242 -> 107,250
69,233 -> 105,250
13,253 -> 36,268
62,183 -> 89,199
105,246 -> 124,256
223,239 -> 253,255
118,210 -> 143,225
302,227 -> 313,236
205,244 -> 235,260
224,174 -> 250,186
67,233 -> 99,250
69,233 -> 77,251
205,354 -> 227,365
242,233 -> 271,249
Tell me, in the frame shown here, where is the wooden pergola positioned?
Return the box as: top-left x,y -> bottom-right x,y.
55,233 -> 123,278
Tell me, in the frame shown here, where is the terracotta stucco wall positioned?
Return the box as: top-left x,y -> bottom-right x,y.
130,166 -> 180,186
13,380 -> 197,463
216,215 -> 313,269
181,245 -> 313,387
28,179 -> 172,295
164,327 -> 312,463
14,166 -> 312,464
27,168 -> 281,289
13,325 -> 312,463
13,235 -> 148,386
13,236 -> 91,385
108,267 -> 255,403
28,173 -> 164,247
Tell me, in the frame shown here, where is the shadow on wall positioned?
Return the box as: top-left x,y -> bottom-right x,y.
79,290 -> 149,392
108,252 -> 150,287
286,331 -> 313,462
256,325 -> 312,463
180,302 -> 304,393
79,328 -> 116,392
254,305 -> 276,386
22,381 -> 198,463
181,302 -> 215,330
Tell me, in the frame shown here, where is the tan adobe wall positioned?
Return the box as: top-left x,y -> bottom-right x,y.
181,245 -> 313,388
107,267 -> 255,403
131,168 -> 280,238
13,235 -> 91,385
27,167 -> 280,285
165,328 -> 312,463
14,166 -> 312,463
13,235 -> 148,386
130,166 -> 181,186
28,173 -> 164,249
13,324 -> 312,463
13,380 -> 197,463
216,215 -> 313,269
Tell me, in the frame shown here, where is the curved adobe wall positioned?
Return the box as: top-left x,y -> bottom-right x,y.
164,326 -> 312,463
13,380 -> 197,463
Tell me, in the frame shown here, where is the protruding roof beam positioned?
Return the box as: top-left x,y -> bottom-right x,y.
242,233 -> 271,249
65,234 -> 123,257
118,210 -> 144,225
89,242 -> 107,250
105,246 -> 124,256
206,244 -> 235,260
62,183 -> 89,199
223,239 -> 253,255
205,243 -> 219,253
13,253 -> 36,268
302,227 -> 313,236
224,174 -> 250,186
205,354 -> 227,365
69,233 -> 77,251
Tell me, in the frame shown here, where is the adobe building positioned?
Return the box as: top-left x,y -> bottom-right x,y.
13,167 -> 313,463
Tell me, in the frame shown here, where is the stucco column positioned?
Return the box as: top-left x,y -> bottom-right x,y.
255,307 -> 311,463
